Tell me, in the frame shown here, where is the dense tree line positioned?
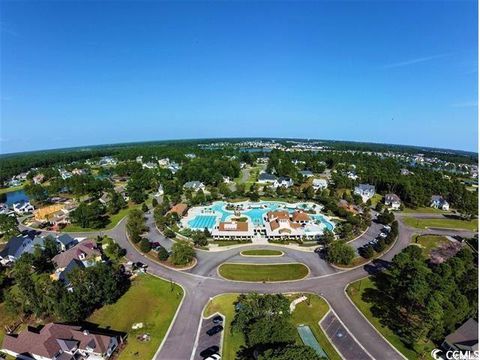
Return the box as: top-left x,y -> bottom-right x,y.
4,252 -> 129,322
366,246 -> 477,349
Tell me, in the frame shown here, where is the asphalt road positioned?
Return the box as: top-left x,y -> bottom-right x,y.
20,211 -> 476,360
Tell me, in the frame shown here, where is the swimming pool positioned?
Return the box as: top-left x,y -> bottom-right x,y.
185,201 -> 335,232
188,215 -> 217,229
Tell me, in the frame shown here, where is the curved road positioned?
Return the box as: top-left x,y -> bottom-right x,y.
20,212 -> 476,360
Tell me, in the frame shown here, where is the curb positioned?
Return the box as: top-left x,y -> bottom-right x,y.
148,273 -> 187,360
343,282 -> 407,360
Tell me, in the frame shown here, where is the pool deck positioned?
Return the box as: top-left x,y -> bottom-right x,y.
180,200 -> 335,235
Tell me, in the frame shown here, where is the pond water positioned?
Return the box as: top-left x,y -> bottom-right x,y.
0,190 -> 30,206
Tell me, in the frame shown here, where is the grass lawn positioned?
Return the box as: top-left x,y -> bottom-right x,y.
411,234 -> 449,256
64,204 -> 140,232
403,217 -> 478,231
240,249 -> 283,256
88,274 -> 183,360
346,278 -> 435,360
0,185 -> 25,195
203,293 -> 341,360
289,294 -> 342,360
402,207 -> 449,214
203,294 -> 245,360
370,193 -> 383,207
218,263 -> 309,282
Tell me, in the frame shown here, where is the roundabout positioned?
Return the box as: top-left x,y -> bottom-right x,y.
19,210 -> 476,360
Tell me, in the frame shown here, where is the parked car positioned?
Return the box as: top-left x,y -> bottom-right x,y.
134,262 -> 148,269
379,232 -> 387,239
205,355 -> 221,360
212,315 -> 223,324
151,242 -> 161,248
206,325 -> 223,336
200,346 -> 219,358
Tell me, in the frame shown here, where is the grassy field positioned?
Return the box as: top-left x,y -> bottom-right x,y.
346,278 -> 435,360
403,217 -> 478,231
203,293 -> 340,360
218,263 -> 309,282
88,274 -> 183,360
402,207 -> 449,214
290,294 -> 342,360
411,234 -> 449,256
240,249 -> 283,256
64,204 -> 140,232
203,294 -> 245,360
0,185 -> 25,195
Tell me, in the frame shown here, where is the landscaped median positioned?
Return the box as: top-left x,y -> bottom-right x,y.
346,277 -> 435,360
88,273 -> 183,360
240,249 -> 284,257
218,263 -> 309,282
203,293 -> 341,360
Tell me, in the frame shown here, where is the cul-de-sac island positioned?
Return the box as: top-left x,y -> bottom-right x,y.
0,139 -> 477,360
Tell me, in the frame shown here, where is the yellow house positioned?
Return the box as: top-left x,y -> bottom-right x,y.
34,204 -> 65,222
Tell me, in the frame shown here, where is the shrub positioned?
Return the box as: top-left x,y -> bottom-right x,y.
361,245 -> 375,259
164,228 -> 176,238
157,245 -> 169,261
141,203 -> 149,212
139,238 -> 152,253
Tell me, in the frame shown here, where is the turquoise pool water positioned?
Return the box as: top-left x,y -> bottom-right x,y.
310,214 -> 335,231
188,215 -> 217,229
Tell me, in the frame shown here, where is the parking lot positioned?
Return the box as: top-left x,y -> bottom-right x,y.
320,311 -> 371,360
193,313 -> 224,359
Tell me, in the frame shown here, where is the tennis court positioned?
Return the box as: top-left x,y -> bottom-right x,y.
298,325 -> 328,358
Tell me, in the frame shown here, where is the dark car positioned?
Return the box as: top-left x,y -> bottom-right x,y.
200,345 -> 219,358
206,325 -> 223,336
134,262 -> 148,269
151,242 -> 161,248
212,315 -> 223,324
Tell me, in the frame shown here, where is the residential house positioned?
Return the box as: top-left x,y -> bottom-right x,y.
1,323 -> 122,360
0,234 -> 45,265
52,240 -> 101,271
312,178 -> 328,191
300,170 -> 313,178
431,195 -> 450,211
257,173 -> 277,184
354,184 -> 376,202
442,318 -> 478,353
142,162 -> 157,169
167,162 -> 181,174
13,201 -> 34,215
34,204 -> 65,223
32,173 -> 45,184
384,194 -> 401,210
185,153 -> 196,159
347,171 -> 359,180
158,158 -> 170,167
274,177 -> 294,188
59,169 -> 72,180
99,156 -> 117,167
212,221 -> 254,240
167,203 -> 188,217
400,168 -> 413,176
55,234 -> 78,251
183,181 -> 205,192
156,184 -> 164,196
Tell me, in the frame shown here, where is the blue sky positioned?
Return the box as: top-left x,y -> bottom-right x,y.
1,1 -> 477,154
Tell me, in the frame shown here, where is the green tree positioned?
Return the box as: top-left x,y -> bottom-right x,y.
0,214 -> 19,240
139,238 -> 151,253
326,241 -> 355,265
170,241 -> 195,265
